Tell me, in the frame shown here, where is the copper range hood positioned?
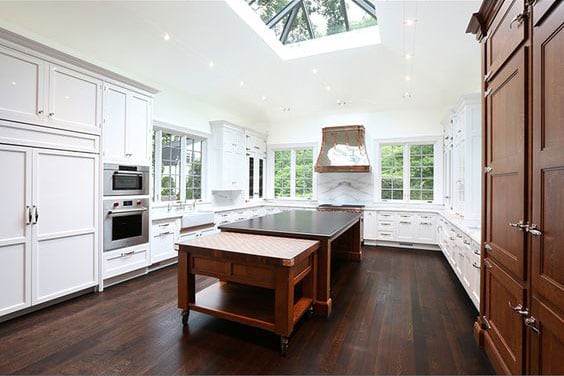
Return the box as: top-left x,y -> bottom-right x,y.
315,125 -> 370,173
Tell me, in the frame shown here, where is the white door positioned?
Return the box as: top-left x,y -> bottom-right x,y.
32,149 -> 98,304
102,84 -> 127,161
0,145 -> 32,316
48,64 -> 102,133
125,92 -> 151,164
0,46 -> 46,125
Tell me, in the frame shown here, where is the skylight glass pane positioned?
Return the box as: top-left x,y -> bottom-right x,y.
286,6 -> 312,43
345,0 -> 377,30
305,0 -> 347,38
247,0 -> 292,24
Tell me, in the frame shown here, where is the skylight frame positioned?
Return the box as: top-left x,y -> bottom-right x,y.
227,0 -> 381,60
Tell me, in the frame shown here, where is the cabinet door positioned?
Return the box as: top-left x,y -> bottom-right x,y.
483,257 -> 525,374
0,45 -> 45,125
48,64 -> 102,133
126,92 -> 151,164
417,215 -> 435,243
484,47 -> 528,280
102,84 -> 127,161
32,149 -> 98,304
363,211 -> 377,240
531,0 -> 564,326
0,145 -> 32,316
528,296 -> 564,375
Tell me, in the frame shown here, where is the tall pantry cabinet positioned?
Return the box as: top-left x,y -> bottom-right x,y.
467,1 -> 563,374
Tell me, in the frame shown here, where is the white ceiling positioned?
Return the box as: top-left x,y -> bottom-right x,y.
0,0 -> 481,124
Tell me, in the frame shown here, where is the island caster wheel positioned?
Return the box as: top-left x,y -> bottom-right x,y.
280,336 -> 289,356
181,310 -> 189,326
306,306 -> 314,319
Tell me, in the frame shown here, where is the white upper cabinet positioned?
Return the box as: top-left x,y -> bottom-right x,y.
102,84 -> 127,161
0,45 -> 45,125
125,92 -> 151,164
209,122 -> 247,191
102,83 -> 152,165
47,64 -> 102,133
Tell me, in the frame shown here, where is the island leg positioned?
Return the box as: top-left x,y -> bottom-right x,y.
178,251 -> 195,325
314,240 -> 333,317
275,267 -> 293,355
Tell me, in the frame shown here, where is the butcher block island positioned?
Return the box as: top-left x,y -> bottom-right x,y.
219,210 -> 362,317
176,232 -> 320,354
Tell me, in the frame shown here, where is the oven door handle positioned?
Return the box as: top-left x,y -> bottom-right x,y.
107,207 -> 148,215
113,171 -> 144,176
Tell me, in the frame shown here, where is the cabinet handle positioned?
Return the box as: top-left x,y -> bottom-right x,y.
483,259 -> 493,269
26,205 -> 32,225
400,221 -> 411,224
472,262 -> 480,269
48,112 -> 55,117
33,205 -> 39,224
37,110 -> 44,115
474,249 -> 481,256
121,250 -> 135,257
524,316 -> 540,334
509,12 -> 526,29
463,240 -> 470,245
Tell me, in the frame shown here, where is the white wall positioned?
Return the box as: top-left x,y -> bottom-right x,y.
153,86 -> 264,134
266,108 -> 444,145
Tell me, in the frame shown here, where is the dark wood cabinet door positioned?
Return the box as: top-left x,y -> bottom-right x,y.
484,47 -> 528,280
532,0 -> 560,26
528,297 -> 564,375
529,5 -> 564,374
485,0 -> 526,78
483,257 -> 526,374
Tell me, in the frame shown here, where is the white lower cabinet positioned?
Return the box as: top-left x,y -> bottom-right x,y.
0,144 -> 99,316
103,244 -> 150,280
364,211 -> 436,246
151,218 -> 179,264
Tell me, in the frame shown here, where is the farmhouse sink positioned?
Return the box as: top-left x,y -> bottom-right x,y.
181,211 -> 215,229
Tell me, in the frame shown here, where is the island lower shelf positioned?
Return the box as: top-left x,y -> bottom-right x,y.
189,281 -> 313,333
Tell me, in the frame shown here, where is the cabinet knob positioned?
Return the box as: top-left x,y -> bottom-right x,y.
37,110 -> 44,115
49,112 -> 55,117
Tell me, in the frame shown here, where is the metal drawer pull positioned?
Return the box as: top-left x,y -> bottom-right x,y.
108,207 -> 148,215
508,301 -> 529,316
527,224 -> 543,237
509,220 -> 527,231
121,250 -> 136,257
33,206 -> 39,224
484,259 -> 493,269
463,240 -> 471,245
524,316 -> 540,334
474,249 -> 481,256
26,205 -> 32,225
472,262 -> 480,269
400,221 -> 411,224
484,244 -> 492,252
156,231 -> 173,237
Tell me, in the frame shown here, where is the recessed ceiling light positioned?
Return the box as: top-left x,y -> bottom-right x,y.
405,53 -> 414,60
312,68 -> 318,74
163,33 -> 171,41
325,85 -> 331,91
405,75 -> 411,81
239,81 -> 245,87
208,61 -> 215,68
261,95 -> 267,101
404,19 -> 418,26
11,81 -> 16,86
403,92 -> 412,98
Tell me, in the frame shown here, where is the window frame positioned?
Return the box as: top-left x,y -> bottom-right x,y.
267,143 -> 318,200
374,136 -> 443,204
152,127 -> 207,205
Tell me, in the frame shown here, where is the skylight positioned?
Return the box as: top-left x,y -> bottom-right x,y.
247,0 -> 378,44
227,0 -> 381,60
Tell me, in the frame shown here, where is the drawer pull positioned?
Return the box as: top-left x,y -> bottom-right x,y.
121,250 -> 135,257
472,262 -> 480,269
400,221 -> 411,224
509,12 -> 526,29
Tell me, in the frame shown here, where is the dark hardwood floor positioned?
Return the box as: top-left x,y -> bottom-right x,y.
0,246 -> 494,375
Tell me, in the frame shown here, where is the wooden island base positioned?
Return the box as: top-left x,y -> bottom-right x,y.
177,232 -> 319,355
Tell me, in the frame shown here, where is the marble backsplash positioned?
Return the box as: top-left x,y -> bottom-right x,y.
317,172 -> 374,205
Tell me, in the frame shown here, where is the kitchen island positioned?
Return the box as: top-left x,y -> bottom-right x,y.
177,232 -> 319,355
219,210 -> 362,317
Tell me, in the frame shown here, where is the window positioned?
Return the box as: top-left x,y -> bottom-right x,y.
272,147 -> 314,199
153,129 -> 205,203
379,142 -> 437,203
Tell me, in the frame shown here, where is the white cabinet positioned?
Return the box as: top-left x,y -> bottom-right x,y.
102,83 -> 152,165
103,243 -> 149,280
417,214 -> 436,243
0,45 -> 103,134
0,145 -> 32,316
396,213 -> 416,241
47,64 -> 102,132
0,144 -> 99,315
151,218 -> 179,264
0,45 -> 45,125
363,210 -> 377,239
209,122 -> 246,191
32,148 -> 98,304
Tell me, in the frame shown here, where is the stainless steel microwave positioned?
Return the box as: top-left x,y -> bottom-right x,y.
103,164 -> 149,196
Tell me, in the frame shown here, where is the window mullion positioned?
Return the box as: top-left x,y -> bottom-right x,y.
404,143 -> 410,202
154,130 -> 162,202
290,149 -> 296,198
180,136 -> 187,203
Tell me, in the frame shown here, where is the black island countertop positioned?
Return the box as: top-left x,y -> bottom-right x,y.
218,210 -> 361,239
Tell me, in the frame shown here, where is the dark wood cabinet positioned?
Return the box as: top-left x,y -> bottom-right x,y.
468,0 -> 563,374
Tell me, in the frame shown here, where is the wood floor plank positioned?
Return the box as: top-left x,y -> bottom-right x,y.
0,246 -> 493,375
